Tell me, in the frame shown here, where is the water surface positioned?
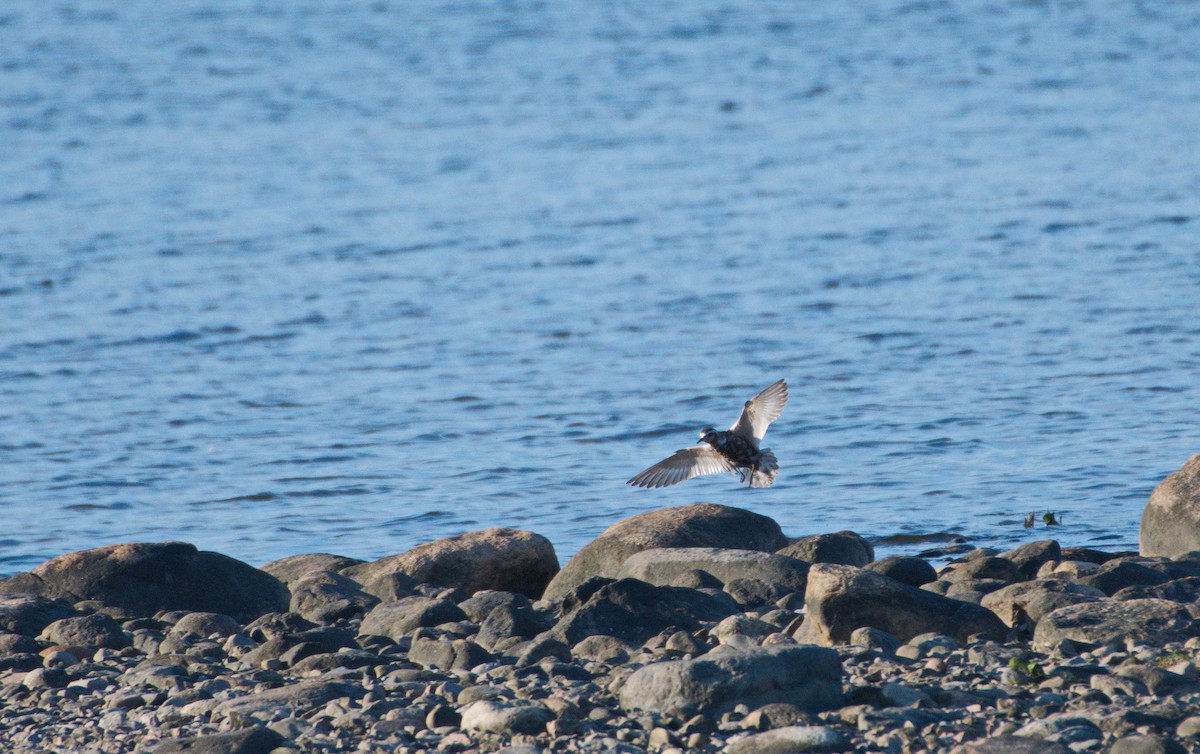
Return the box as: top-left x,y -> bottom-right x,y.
3,1 -> 1200,573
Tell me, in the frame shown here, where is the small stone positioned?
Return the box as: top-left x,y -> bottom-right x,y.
427,704 -> 462,729
23,666 -> 69,689
648,727 -> 675,748
460,700 -> 554,735
1108,734 -> 1189,754
1177,716 -> 1200,738
724,725 -> 849,754
40,649 -> 79,668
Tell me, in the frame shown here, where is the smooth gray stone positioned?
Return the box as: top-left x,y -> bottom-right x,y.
618,645 -> 842,716
542,504 -> 787,601
619,547 -> 809,591
147,726 -> 286,754
779,531 -> 873,567
358,596 -> 467,640
725,725 -> 849,754
1033,598 -> 1198,650
796,564 -> 1006,645
460,699 -> 554,735
1141,453 -> 1200,558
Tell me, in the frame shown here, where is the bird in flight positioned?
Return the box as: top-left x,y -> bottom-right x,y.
627,379 -> 788,488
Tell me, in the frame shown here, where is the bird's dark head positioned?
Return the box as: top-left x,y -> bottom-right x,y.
698,427 -> 719,444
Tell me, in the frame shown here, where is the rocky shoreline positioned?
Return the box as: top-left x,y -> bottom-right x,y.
2,502 -> 1200,754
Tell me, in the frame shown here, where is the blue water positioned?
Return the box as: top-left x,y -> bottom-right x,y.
3,1 -> 1199,575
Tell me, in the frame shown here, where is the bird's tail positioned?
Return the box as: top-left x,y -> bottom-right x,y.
749,448 -> 778,488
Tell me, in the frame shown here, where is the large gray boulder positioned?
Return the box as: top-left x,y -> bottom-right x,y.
796,564 -> 1006,645
617,547 -> 809,592
342,528 -> 558,599
980,579 -> 1106,627
998,540 -> 1062,581
287,571 -> 379,623
1141,453 -> 1200,558
0,594 -> 77,637
358,596 -> 467,641
1033,598 -> 1198,650
549,578 -> 738,646
259,553 -> 365,587
39,614 -> 130,652
543,504 -> 788,601
864,556 -> 937,587
779,531 -> 874,566
1074,559 -> 1170,596
618,645 -> 842,716
12,542 -> 288,622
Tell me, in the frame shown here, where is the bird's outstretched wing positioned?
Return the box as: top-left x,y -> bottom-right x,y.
627,446 -> 737,488
729,379 -> 788,441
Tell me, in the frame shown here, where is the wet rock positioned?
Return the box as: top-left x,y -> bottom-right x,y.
358,596 -> 467,640
618,645 -> 842,716
1033,598 -> 1198,649
863,556 -> 937,587
980,579 -> 1106,626
725,725 -> 849,754
20,542 -> 289,622
288,571 -> 379,623
460,699 -> 554,735
0,594 -> 77,636
258,553 -> 365,586
796,564 -> 1006,645
778,531 -> 874,567
148,725 -> 287,754
1140,452 -> 1200,558
342,528 -> 558,599
1075,559 -> 1171,596
549,578 -> 738,645
39,613 -> 130,651
999,540 -> 1063,580
542,504 -> 788,600
618,547 -> 808,592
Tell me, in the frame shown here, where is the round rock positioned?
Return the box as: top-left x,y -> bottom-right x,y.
542,504 -> 788,601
